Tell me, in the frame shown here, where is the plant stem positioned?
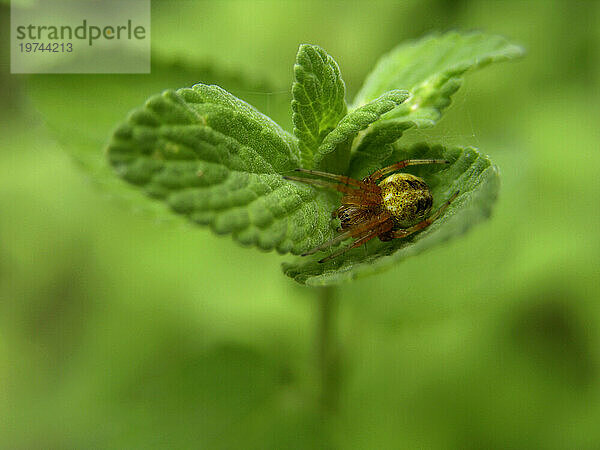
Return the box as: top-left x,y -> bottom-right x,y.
316,285 -> 339,413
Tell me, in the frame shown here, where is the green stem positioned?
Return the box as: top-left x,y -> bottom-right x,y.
316,285 -> 339,413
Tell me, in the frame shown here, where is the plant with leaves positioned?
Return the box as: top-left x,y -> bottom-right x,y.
61,31 -> 521,412
107,32 -> 523,287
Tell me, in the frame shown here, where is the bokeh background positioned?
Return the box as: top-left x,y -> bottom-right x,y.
1,0 -> 600,448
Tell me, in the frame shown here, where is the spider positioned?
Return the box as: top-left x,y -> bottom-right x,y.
284,159 -> 459,263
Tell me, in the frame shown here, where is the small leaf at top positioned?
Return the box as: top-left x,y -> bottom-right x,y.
292,44 -> 347,169
282,142 -> 499,286
313,89 -> 409,174
107,83 -> 338,255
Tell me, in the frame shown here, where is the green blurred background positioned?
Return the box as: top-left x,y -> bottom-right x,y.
1,0 -> 599,448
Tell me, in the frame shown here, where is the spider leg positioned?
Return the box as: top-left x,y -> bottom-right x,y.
285,176 -> 381,203
389,190 -> 459,239
302,212 -> 391,257
340,193 -> 381,205
283,176 -> 358,195
368,159 -> 450,183
293,168 -> 378,192
318,220 -> 394,263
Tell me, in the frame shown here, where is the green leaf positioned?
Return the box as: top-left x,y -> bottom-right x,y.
292,44 -> 347,169
29,37 -> 514,281
282,143 -> 499,286
347,120 -> 414,179
351,31 -> 524,145
313,89 -> 409,174
108,83 -> 338,254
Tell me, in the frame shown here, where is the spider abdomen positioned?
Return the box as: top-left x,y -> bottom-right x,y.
379,173 -> 433,228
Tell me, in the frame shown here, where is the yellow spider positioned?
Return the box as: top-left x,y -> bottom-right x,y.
285,159 -> 459,263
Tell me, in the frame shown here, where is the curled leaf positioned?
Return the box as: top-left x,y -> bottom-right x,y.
282,143 -> 499,285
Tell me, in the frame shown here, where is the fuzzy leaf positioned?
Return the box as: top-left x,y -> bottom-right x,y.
347,120 -> 415,179
292,44 -> 347,169
108,83 -> 338,254
350,32 -> 524,158
313,89 -> 409,174
282,143 -> 499,286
